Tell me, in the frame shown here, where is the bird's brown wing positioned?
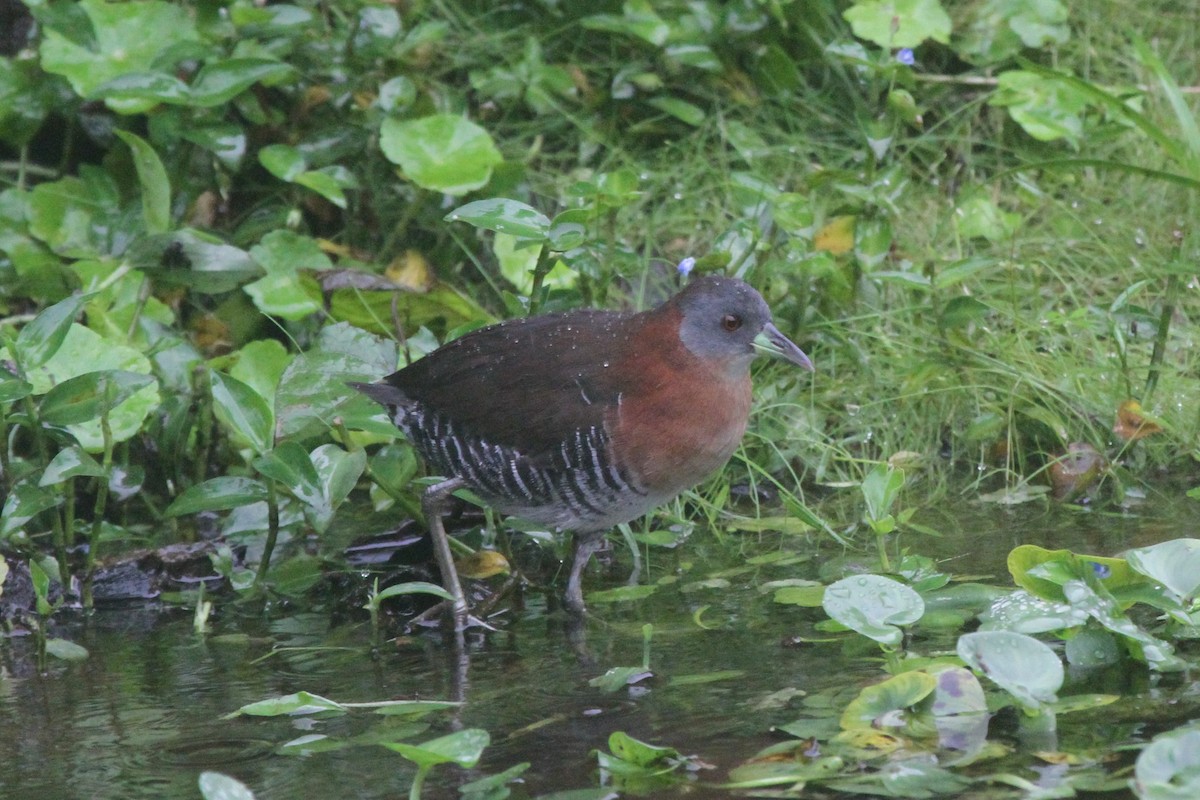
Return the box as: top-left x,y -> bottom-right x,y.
375,310 -> 640,463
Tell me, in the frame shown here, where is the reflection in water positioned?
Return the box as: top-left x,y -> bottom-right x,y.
0,497 -> 1194,798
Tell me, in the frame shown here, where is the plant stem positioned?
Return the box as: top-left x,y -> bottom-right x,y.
525,243 -> 554,316
408,766 -> 429,800
256,480 -> 281,584
1144,272 -> 1179,403
84,405 -> 115,611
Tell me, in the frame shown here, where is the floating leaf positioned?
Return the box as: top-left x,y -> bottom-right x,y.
840,671 -> 936,731
198,772 -> 257,800
957,630 -> 1062,709
1133,727 -> 1200,800
822,574 -> 925,647
382,728 -> 490,769
1125,539 -> 1200,601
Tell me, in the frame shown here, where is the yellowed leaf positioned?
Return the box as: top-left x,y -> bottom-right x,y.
814,215 -> 855,255
456,550 -> 510,579
385,249 -> 434,292
1113,399 -> 1164,441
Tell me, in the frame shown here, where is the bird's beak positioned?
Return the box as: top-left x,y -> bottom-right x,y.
753,323 -> 814,371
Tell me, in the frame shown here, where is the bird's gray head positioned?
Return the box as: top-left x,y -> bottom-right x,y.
673,275 -> 814,373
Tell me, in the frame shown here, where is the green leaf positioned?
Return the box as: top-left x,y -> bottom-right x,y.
199,772 -> 258,800
293,171 -> 348,208
843,0 -> 952,47
0,374 -> 33,404
861,463 -> 904,525
10,325 -> 159,450
210,370 -> 274,454
38,0 -> 201,113
259,144 -> 306,181
231,691 -> 346,717
372,581 -> 456,604
1,482 -> 61,539
990,69 -> 1090,145
39,370 -> 155,425
39,446 -> 107,485
254,441 -> 322,506
840,671 -> 937,730
383,728 -> 491,769
1125,539 -> 1200,601
13,293 -> 88,369
645,96 -> 705,126
957,630 -> 1062,709
607,731 -> 679,768
1134,727 -> 1200,800
165,477 -> 270,516
46,638 -> 90,661
822,574 -> 925,646
189,59 -> 292,107
380,114 -> 503,195
445,198 -> 551,239
310,444 -> 366,511
583,1 -> 670,46
115,131 -> 171,233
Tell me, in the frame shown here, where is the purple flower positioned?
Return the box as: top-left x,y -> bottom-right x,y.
677,257 -> 696,276
896,48 -> 915,66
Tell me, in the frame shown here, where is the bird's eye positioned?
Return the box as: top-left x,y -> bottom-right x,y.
721,314 -> 743,332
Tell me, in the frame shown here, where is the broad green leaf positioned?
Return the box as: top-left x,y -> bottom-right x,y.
39,0 -> 201,113
9,325 -> 159,451
445,198 -> 550,239
822,574 -> 924,646
165,477 -> 270,516
607,731 -> 679,768
188,59 -> 292,107
259,144 -> 306,182
13,293 -> 88,369
210,370 -> 274,454
840,671 -> 937,730
843,0 -> 952,47
129,230 -> 263,294
243,272 -> 323,320
39,446 -> 107,485
311,444 -> 366,509
294,170 -> 348,208
92,71 -> 190,104
1125,539 -> 1200,601
1,482 -> 61,538
1134,727 -> 1200,800
115,131 -> 171,233
990,69 -> 1089,145
957,630 -> 1062,709
254,441 -> 323,506
228,339 -> 291,408
383,728 -> 490,769
39,370 -> 155,425
380,114 -> 503,195
0,374 -> 33,403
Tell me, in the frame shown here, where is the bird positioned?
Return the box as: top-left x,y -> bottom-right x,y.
353,274 -> 813,628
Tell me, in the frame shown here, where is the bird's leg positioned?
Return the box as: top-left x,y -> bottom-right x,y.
422,476 -> 469,630
564,531 -> 604,615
